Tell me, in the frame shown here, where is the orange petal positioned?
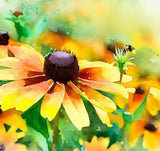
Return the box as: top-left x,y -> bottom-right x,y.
6,144 -> 27,151
0,57 -> 43,80
7,44 -> 44,65
0,46 -> 8,58
0,80 -> 25,104
78,77 -> 129,99
129,120 -> 146,147
63,85 -> 90,130
0,75 -> 46,104
85,136 -> 109,151
143,131 -> 160,151
41,82 -> 65,120
0,109 -> 27,132
79,60 -> 131,82
4,126 -> 25,143
74,82 -> 116,113
108,113 -> 124,128
1,80 -> 53,111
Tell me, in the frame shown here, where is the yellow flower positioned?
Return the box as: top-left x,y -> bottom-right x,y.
0,107 -> 27,132
129,112 -> 160,151
0,124 -> 27,151
74,136 -> 120,151
115,64 -> 160,116
0,43 -> 129,130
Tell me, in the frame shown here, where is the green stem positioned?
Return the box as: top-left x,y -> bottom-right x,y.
121,123 -> 130,151
52,111 -> 60,151
120,70 -> 123,83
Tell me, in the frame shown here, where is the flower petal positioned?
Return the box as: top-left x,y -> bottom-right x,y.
143,131 -> 160,151
7,44 -> 44,65
79,60 -> 113,69
41,82 -> 65,121
129,120 -> 146,147
1,80 -> 53,111
79,61 -> 131,82
0,80 -> 25,104
0,46 -> 8,58
147,94 -> 160,116
150,87 -> 160,101
0,109 -> 27,132
0,57 -> 43,80
63,85 -> 90,130
93,105 -> 112,127
78,77 -> 129,99
74,82 -> 116,112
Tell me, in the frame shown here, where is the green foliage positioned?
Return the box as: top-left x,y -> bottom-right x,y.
17,127 -> 49,151
132,94 -> 148,122
82,98 -> 121,147
41,45 -> 56,57
5,10 -> 30,41
56,107 -> 83,151
22,98 -> 53,151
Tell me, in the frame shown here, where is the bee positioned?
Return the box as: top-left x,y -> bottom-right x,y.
124,45 -> 135,52
121,44 -> 135,55
107,41 -> 135,54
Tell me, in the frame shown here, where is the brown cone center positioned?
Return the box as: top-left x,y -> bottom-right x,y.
44,51 -> 79,84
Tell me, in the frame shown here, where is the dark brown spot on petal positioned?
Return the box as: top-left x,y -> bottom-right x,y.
135,85 -> 145,94
27,71 -> 44,77
24,75 -> 46,86
8,50 -> 15,57
144,120 -> 157,132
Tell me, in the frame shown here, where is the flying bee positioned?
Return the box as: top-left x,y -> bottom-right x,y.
122,44 -> 135,55
125,45 -> 135,52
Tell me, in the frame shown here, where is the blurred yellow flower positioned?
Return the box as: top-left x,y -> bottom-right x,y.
0,124 -> 27,151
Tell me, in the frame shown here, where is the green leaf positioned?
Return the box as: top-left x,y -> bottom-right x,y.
132,94 -> 148,122
115,108 -> 133,124
22,98 -> 49,139
17,127 -> 50,151
56,107 -> 83,151
22,98 -> 53,150
81,98 -> 121,147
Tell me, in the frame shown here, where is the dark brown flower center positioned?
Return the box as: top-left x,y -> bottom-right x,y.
135,85 -> 145,94
0,30 -> 9,45
144,121 -> 157,132
0,143 -> 5,151
44,51 -> 79,84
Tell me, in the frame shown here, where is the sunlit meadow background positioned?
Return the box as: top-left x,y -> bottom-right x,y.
0,0 -> 160,150
1,0 -> 160,76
